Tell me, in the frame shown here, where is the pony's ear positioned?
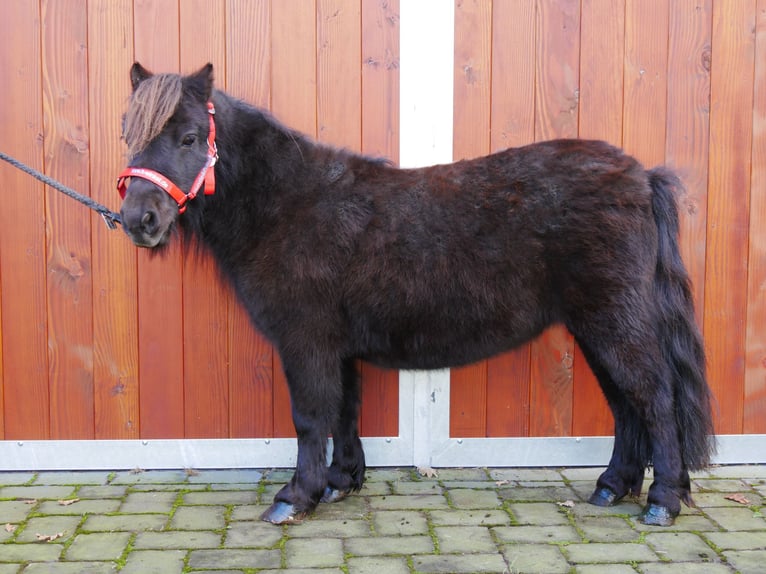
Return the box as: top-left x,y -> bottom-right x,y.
130,62 -> 153,91
188,63 -> 214,102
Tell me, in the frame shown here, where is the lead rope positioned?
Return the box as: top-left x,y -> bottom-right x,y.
0,151 -> 122,229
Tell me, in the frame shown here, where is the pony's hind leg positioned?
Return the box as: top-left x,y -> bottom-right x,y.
322,359 -> 366,503
571,318 -> 690,526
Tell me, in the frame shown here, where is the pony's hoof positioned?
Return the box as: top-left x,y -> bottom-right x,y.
320,487 -> 350,504
260,501 -> 307,525
639,503 -> 677,526
588,486 -> 621,507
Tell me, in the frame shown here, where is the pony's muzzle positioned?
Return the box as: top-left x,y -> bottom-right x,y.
119,182 -> 177,248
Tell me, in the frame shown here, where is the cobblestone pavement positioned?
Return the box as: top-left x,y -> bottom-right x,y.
1,465 -> 765,573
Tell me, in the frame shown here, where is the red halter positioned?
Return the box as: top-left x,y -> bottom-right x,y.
117,102 -> 218,213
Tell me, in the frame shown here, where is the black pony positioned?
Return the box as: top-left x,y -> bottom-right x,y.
118,63 -> 714,526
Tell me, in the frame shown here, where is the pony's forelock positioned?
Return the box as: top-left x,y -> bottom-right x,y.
123,73 -> 183,157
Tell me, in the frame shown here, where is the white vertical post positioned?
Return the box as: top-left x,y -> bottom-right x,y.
399,0 -> 455,467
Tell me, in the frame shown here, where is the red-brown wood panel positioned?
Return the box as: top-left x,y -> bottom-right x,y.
226,0 -> 275,438
0,0 -> 49,440
486,0 -> 537,438
42,0 -> 95,439
359,0 -> 401,437
744,0 -> 766,434
528,0 -> 579,437
133,0 -> 185,439
88,0 -> 140,439
450,0 -> 491,438
179,0 -> 230,438
572,0 -> 625,437
705,0 -> 755,434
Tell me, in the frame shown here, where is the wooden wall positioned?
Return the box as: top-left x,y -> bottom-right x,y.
0,0 -> 764,443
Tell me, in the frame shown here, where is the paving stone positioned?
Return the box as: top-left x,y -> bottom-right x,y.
345,535 -> 434,556
502,544 -> 571,574
188,548 -> 281,570
493,524 -> 581,544
183,490 -> 259,505
364,469 -> 411,482
170,504 -> 226,530
311,495 -> 368,520
448,488 -> 501,509
430,508 -> 510,526
133,530 -> 221,549
574,565 -> 638,574
15,515 -> 82,543
0,472 -> 35,486
438,468 -> 491,481
0,543 -> 63,562
565,542 -> 661,563
570,497 -> 644,518
34,471 -> 112,485
285,537 -> 344,568
578,515 -> 640,542
187,469 -> 263,484
704,530 -> 766,550
373,510 -> 429,535
703,506 -> 766,531
499,484 -> 580,503
638,564 -> 734,574
23,563 -> 117,573
414,552 -> 510,573
0,566 -> 23,574
631,511 -> 720,532
560,467 -> 608,481
64,532 -> 131,561
723,549 -> 766,574
391,480 -> 442,495
707,466 -> 766,479
490,468 -> 564,482
359,481 -> 391,496
288,517 -> 371,538
110,470 -> 189,484
230,503 -> 270,521
36,498 -> 121,515
508,502 -> 571,525
435,525 -> 497,553
347,556 -> 411,574
0,485 -> 76,500
120,549 -> 186,574
224,520 -> 283,548
0,500 -> 35,523
644,531 -> 720,563
368,494 -> 450,511
119,491 -> 178,514
261,570 -> 343,574
693,491 -> 763,508
83,513 -> 168,532
76,485 -> 128,499
693,478 -> 752,493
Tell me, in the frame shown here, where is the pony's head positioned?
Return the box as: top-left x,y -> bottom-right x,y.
118,63 -> 217,248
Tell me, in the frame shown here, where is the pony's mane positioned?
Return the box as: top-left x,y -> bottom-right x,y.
123,73 -> 183,157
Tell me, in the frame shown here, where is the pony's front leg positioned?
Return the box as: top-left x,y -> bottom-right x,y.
260,356 -> 341,524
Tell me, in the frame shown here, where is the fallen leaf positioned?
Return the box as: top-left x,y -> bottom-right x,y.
36,532 -> 64,542
129,467 -> 144,475
184,468 -> 200,477
495,480 -> 510,487
558,500 -> 576,508
417,466 -> 438,479
4,524 -> 16,533
725,493 -> 751,505
21,499 -> 36,505
58,498 -> 80,506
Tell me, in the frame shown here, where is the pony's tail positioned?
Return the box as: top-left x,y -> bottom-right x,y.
649,167 -> 715,471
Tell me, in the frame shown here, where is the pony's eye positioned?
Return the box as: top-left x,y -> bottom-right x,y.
181,133 -> 197,147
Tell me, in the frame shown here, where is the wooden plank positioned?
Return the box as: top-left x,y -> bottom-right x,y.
270,0 -> 317,437
450,0 -> 492,438
42,0 -> 95,439
705,0 -> 755,434
133,0 -> 185,439
88,0 -> 140,439
572,0 -> 625,437
744,0 -> 766,433
180,0 -> 230,438
359,0 -> 400,437
317,0 -> 361,148
487,0 -> 536,437
226,0 -> 274,438
0,0 -> 49,440
666,0 -> 712,324
528,0 -> 580,437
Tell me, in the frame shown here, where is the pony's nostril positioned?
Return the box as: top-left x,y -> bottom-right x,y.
141,210 -> 158,234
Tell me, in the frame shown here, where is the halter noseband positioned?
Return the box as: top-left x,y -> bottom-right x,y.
117,102 -> 218,213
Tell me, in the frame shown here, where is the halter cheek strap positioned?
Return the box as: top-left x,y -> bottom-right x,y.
117,102 -> 218,214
